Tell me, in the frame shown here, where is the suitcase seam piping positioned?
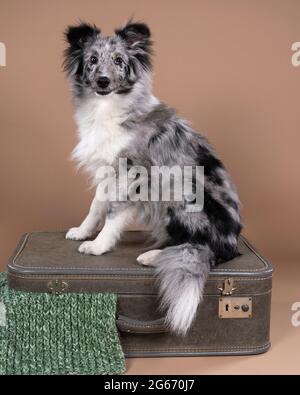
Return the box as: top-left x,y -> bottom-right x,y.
123,343 -> 271,352
8,273 -> 272,281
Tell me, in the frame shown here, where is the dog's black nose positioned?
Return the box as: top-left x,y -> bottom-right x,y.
97,76 -> 110,89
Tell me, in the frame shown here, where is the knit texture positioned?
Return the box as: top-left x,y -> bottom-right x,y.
0,273 -> 125,375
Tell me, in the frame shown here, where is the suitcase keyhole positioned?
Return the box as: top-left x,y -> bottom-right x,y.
225,304 -> 229,311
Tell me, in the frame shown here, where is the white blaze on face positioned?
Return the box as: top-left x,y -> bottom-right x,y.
0,42 -> 6,67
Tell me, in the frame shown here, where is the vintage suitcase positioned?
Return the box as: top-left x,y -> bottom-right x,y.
7,231 -> 273,357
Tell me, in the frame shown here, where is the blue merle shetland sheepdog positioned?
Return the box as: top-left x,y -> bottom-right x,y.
63,21 -> 242,335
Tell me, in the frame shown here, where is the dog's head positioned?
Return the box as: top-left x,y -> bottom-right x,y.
63,21 -> 152,97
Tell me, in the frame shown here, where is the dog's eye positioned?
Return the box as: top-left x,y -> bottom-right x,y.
90,56 -> 98,65
114,57 -> 123,66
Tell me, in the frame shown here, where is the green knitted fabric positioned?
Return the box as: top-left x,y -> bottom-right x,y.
0,273 -> 125,375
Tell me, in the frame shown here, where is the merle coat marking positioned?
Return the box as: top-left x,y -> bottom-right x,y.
64,21 -> 242,335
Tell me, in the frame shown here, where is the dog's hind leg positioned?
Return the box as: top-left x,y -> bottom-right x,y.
137,250 -> 162,266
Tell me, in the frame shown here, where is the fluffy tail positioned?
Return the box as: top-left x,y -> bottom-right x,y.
154,243 -> 214,336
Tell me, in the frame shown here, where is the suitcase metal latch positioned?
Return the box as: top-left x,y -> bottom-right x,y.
218,278 -> 236,296
48,280 -> 68,295
218,278 -> 252,319
219,297 -> 252,319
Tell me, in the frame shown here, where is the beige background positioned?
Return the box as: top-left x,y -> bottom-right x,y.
1,0 -> 300,374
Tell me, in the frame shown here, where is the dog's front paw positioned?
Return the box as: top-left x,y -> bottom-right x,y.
78,241 -> 105,256
66,227 -> 92,241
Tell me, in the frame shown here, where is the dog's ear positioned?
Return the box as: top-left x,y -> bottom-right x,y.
63,23 -> 100,76
115,21 -> 151,47
115,21 -> 152,70
65,23 -> 100,49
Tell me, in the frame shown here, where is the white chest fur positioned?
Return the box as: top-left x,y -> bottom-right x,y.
72,95 -> 133,178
